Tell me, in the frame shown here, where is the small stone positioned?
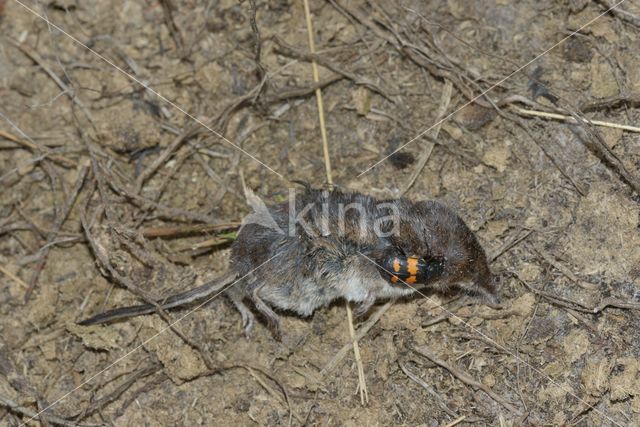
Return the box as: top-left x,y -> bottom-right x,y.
454,103 -> 496,130
352,87 -> 372,116
482,144 -> 510,173
562,330 -> 590,364
563,37 -> 592,63
590,58 -> 618,98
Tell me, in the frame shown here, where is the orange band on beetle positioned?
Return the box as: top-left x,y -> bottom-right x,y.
406,275 -> 417,284
392,258 -> 401,273
391,275 -> 399,283
407,256 -> 419,276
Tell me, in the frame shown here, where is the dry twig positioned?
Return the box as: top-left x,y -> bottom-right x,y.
321,300 -> 393,376
159,0 -> 184,53
593,297 -> 640,313
0,345 -> 96,426
0,129 -> 75,168
273,36 -> 391,101
412,346 -> 521,414
421,297 -> 470,327
513,271 -> 594,313
24,163 -> 89,301
399,361 -> 458,417
498,109 -> 588,196
512,106 -> 640,133
0,264 -> 28,289
331,1 -> 489,106
489,229 -> 533,263
0,394 -> 97,427
74,363 -> 162,420
80,215 -> 217,370
595,0 -> 640,27
302,0 -> 368,404
247,0 -> 265,80
9,39 -> 95,126
400,79 -> 452,195
443,416 -> 467,427
202,364 -> 296,425
579,93 -> 640,112
532,244 -> 599,291
263,75 -> 344,104
565,109 -> 640,194
141,223 -> 240,238
512,271 -> 637,323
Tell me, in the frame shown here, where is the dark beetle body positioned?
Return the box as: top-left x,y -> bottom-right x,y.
379,255 -> 444,285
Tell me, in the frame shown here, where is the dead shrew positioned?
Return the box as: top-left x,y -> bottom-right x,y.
79,187 -> 499,338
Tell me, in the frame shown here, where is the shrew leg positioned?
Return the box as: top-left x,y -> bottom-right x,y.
354,292 -> 376,317
250,285 -> 282,340
226,288 -> 255,338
